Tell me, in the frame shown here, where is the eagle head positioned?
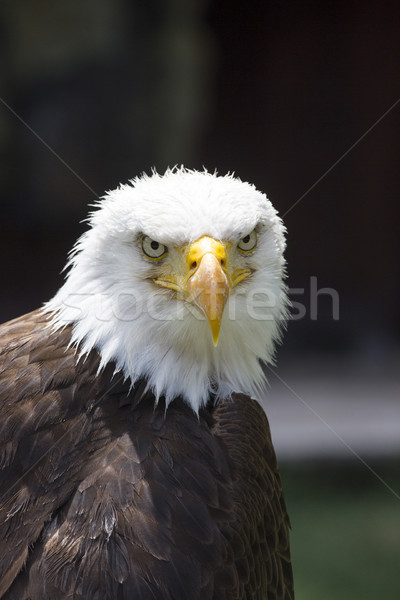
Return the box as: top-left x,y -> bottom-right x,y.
46,168 -> 288,413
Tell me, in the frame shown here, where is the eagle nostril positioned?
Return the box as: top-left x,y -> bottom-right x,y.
191,261 -> 197,270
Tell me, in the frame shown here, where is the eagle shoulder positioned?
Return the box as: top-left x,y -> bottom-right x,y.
213,395 -> 294,599
0,309 -> 101,597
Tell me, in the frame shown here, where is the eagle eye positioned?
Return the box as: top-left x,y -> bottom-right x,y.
237,230 -> 257,253
141,235 -> 168,260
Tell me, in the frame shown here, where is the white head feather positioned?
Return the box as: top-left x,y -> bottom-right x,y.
45,168 -> 288,413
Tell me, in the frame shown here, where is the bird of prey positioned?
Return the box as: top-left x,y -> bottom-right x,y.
0,168 -> 293,599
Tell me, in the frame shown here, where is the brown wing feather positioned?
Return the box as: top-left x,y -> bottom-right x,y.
0,309 -> 103,597
213,395 -> 294,599
0,309 -> 293,599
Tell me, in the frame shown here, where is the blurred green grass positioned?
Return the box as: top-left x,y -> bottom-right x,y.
280,460 -> 400,600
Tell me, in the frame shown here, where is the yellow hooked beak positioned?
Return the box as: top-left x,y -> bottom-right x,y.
153,236 -> 251,346
185,237 -> 230,346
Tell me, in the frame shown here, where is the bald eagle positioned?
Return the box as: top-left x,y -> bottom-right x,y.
0,169 -> 293,599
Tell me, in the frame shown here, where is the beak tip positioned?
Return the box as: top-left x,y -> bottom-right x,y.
210,320 -> 221,347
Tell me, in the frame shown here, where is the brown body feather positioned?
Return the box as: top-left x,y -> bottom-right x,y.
0,309 -> 293,599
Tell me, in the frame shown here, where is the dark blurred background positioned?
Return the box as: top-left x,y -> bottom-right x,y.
1,1 -> 399,598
